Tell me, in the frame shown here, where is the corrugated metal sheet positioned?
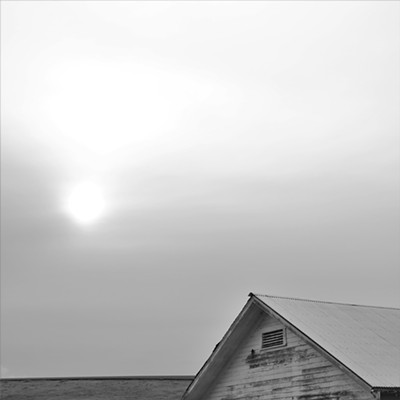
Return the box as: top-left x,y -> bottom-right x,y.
255,294 -> 400,388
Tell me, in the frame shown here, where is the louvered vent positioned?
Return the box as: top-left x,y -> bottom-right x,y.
261,329 -> 286,349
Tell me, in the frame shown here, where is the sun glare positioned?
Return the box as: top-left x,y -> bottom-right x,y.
66,182 -> 105,225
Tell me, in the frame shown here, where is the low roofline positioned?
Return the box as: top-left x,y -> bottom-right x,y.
0,375 -> 194,382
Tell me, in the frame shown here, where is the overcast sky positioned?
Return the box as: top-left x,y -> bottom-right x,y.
1,1 -> 399,379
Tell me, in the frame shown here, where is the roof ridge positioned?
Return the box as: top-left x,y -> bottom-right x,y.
252,293 -> 400,310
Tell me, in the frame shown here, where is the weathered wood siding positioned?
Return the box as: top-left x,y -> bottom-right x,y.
206,313 -> 374,400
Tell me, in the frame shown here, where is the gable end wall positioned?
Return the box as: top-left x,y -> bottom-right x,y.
205,313 -> 375,400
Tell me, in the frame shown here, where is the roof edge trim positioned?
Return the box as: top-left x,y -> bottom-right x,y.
253,293 -> 400,310
0,376 -> 194,382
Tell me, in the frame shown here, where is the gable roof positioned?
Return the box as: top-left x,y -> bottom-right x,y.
183,294 -> 400,399
254,294 -> 400,389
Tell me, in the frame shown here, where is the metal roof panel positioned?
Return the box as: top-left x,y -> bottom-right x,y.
255,295 -> 400,388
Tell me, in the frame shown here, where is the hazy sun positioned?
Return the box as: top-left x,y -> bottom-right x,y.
66,182 -> 105,224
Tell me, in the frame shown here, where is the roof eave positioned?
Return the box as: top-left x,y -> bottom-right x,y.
372,387 -> 400,392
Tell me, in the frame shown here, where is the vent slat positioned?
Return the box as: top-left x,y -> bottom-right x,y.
261,329 -> 285,349
263,336 -> 281,340
263,339 -> 281,343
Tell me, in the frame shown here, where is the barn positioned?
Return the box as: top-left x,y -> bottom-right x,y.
182,293 -> 400,400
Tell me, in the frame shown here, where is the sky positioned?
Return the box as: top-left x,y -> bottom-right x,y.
1,1 -> 399,379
